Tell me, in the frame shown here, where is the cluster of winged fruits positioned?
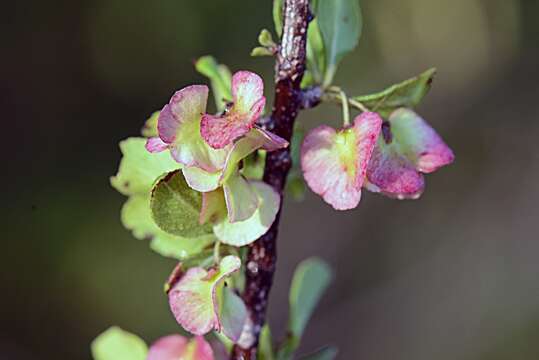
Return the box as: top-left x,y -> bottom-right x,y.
98,56 -> 454,358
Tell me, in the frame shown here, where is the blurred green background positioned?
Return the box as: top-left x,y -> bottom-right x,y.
3,0 -> 539,359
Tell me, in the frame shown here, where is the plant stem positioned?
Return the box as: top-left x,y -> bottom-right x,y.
324,87 -> 369,113
339,89 -> 350,126
230,0 -> 310,358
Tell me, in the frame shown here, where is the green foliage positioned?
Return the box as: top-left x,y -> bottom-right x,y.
110,138 -> 179,196
278,258 -> 333,360
299,346 -> 338,360
252,27 -> 276,57
251,47 -> 274,57
273,0 -> 284,37
111,138 -> 212,259
288,258 -> 332,341
259,325 -> 276,360
315,0 -> 362,86
354,68 -> 437,117
122,194 -> 213,259
150,170 -> 213,237
141,111 -> 159,138
258,29 -> 276,47
195,56 -> 232,112
91,327 -> 147,360
305,18 -> 326,86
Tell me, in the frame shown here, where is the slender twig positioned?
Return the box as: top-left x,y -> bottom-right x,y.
339,89 -> 350,126
230,0 -> 310,358
324,87 -> 369,112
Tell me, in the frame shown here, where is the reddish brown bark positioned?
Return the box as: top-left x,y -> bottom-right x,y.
230,0 -> 310,358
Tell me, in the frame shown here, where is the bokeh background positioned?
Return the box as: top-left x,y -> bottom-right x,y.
3,0 -> 539,359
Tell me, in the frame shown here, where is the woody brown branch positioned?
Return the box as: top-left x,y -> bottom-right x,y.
230,0 -> 310,358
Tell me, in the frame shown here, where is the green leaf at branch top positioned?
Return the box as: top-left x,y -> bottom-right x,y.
91,326 -> 147,360
195,56 -> 232,112
305,18 -> 326,86
251,47 -> 274,57
298,346 -> 338,360
273,0 -> 283,37
353,68 -> 437,118
315,0 -> 362,87
258,29 -> 276,47
151,170 -> 213,237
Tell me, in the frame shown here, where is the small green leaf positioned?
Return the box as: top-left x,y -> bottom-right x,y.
354,68 -> 437,118
195,56 -> 232,112
315,0 -> 362,86
298,346 -> 338,360
259,325 -> 276,360
258,29 -> 276,47
273,0 -> 284,37
151,170 -> 213,237
289,258 -> 332,340
141,111 -> 159,138
278,259 -> 332,360
91,326 -> 147,360
110,138 -> 180,196
122,194 -> 214,259
251,47 -> 274,57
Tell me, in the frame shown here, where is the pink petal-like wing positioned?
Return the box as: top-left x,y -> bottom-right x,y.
168,257 -> 241,338
231,71 -> 265,115
200,113 -> 252,149
157,85 -> 228,171
302,126 -> 357,210
366,139 -> 425,199
158,85 -> 208,143
191,336 -> 215,360
146,137 -> 169,153
389,108 -> 454,173
219,127 -> 288,184
147,335 -> 214,360
200,71 -> 266,149
168,267 -> 217,336
301,112 -> 381,210
147,335 -> 188,360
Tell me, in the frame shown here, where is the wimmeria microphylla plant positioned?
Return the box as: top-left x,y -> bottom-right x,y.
97,0 -> 454,359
